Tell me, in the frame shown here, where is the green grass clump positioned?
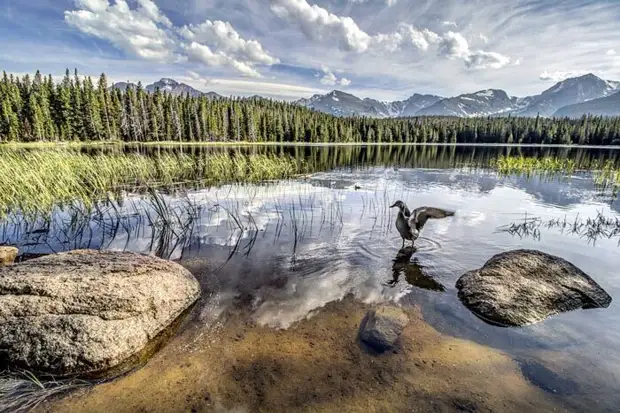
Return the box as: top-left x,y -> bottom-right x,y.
492,156 -> 620,192
0,150 -> 307,218
493,156 -> 577,176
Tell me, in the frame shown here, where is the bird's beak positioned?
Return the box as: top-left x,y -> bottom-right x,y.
390,203 -> 398,208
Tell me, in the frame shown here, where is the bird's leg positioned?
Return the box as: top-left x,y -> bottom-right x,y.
401,238 -> 405,248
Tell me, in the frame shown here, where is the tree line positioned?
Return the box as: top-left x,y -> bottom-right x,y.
1,69 -> 620,145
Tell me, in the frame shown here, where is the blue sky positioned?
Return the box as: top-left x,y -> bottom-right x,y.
1,0 -> 619,100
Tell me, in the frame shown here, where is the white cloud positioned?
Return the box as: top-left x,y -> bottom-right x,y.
539,70 -> 586,82
438,31 -> 470,59
182,75 -> 325,100
438,32 -> 510,69
479,34 -> 489,43
65,0 -> 278,77
136,0 -> 172,28
319,66 -> 351,87
269,0 -> 509,70
442,21 -> 458,28
270,0 -> 372,52
466,51 -> 511,70
65,0 -> 178,62
606,49 -> 616,56
179,20 -> 279,66
183,42 -> 261,77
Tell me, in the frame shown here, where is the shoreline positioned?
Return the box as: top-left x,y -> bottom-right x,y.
2,141 -> 620,150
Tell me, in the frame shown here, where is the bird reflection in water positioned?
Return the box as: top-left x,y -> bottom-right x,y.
385,246 -> 446,292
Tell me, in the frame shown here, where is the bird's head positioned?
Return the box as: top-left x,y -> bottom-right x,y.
390,200 -> 406,210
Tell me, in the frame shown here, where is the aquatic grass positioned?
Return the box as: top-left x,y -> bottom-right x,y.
497,212 -> 620,244
492,156 -> 620,193
0,370 -> 90,413
492,156 -> 577,176
0,150 -> 308,218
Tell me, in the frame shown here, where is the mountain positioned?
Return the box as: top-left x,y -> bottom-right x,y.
416,89 -> 521,117
514,74 -> 619,117
296,90 -> 442,118
554,91 -> 620,117
111,78 -> 222,99
296,74 -> 619,119
400,94 -> 445,116
110,81 -> 137,91
145,78 -> 205,97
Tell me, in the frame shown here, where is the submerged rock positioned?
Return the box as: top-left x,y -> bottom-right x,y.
456,250 -> 612,327
0,250 -> 201,378
0,246 -> 18,266
359,305 -> 409,352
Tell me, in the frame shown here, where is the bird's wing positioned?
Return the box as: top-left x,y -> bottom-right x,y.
409,207 -> 455,230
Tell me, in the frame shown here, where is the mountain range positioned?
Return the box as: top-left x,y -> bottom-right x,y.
111,78 -> 222,99
297,74 -> 620,118
112,74 -> 620,118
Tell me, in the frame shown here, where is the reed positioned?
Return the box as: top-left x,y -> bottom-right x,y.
492,156 -> 620,192
0,150 -> 307,218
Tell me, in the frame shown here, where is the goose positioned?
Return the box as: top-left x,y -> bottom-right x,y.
390,200 -> 455,247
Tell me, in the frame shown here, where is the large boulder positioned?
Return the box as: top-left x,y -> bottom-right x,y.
0,250 -> 201,378
456,250 -> 612,327
359,305 -> 409,352
0,246 -> 18,266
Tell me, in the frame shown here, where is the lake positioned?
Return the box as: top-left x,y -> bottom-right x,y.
3,144 -> 619,412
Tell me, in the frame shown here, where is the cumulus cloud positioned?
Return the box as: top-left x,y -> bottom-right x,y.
606,49 -> 616,56
179,20 -> 279,66
442,21 -> 458,28
438,31 -> 510,69
539,70 -> 586,82
319,66 -> 351,86
65,0 -> 277,77
65,0 -> 178,62
270,0 -> 372,52
269,0 -> 510,69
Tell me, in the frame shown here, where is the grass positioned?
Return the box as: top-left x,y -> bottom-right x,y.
497,212 -> 620,244
0,370 -> 90,413
0,150 -> 308,218
492,156 -> 620,192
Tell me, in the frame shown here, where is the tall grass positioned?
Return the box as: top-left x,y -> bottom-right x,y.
492,156 -> 620,192
0,150 -> 308,217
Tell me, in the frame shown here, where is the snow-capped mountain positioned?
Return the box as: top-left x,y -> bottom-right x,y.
296,90 -> 442,118
112,78 -> 222,98
554,90 -> 620,117
146,78 -> 205,97
513,74 -> 619,117
415,89 -> 519,117
112,74 -> 620,118
110,81 -> 137,91
296,74 -> 619,118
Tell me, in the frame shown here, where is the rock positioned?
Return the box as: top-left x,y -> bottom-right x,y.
456,250 -> 612,327
0,246 -> 18,266
359,305 -> 409,352
0,249 -> 201,378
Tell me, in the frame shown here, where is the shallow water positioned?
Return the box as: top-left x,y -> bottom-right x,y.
4,145 -> 620,412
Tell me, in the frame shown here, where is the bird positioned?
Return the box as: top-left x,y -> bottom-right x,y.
390,200 -> 455,247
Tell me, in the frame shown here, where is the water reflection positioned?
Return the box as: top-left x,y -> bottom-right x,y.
386,247 -> 446,292
1,145 -> 620,411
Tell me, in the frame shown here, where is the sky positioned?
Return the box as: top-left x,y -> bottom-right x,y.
1,0 -> 619,101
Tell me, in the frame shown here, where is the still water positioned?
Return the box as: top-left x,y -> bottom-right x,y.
3,145 -> 620,412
